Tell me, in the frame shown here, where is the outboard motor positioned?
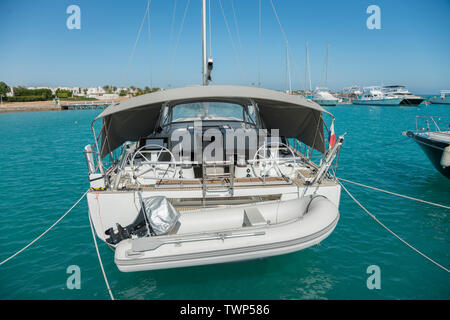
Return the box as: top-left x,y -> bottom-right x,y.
104,196 -> 181,245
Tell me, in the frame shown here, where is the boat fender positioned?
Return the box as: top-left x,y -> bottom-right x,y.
440,146 -> 450,168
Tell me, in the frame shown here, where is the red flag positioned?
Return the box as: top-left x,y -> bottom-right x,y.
329,120 -> 336,149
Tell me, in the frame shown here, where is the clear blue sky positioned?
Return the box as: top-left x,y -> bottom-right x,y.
1,0 -> 449,93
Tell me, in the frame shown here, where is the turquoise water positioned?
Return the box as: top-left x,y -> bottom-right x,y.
0,104 -> 449,300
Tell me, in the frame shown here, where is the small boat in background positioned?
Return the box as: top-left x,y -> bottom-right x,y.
382,85 -> 424,106
312,45 -> 339,106
404,116 -> 450,179
352,86 -> 403,106
312,87 -> 339,106
429,91 -> 450,105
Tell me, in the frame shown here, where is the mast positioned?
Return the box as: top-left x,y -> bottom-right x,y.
286,42 -> 291,93
305,41 -> 311,92
325,44 -> 329,88
202,0 -> 207,85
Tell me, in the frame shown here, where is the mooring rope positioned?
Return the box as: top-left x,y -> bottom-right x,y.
338,177 -> 450,210
88,211 -> 115,300
339,182 -> 449,273
0,190 -> 89,267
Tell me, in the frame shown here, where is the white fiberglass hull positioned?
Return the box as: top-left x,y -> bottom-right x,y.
429,97 -> 450,105
113,196 -> 339,272
313,99 -> 338,106
352,98 -> 403,106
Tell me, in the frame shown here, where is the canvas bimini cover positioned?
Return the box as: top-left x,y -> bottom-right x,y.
95,85 -> 331,157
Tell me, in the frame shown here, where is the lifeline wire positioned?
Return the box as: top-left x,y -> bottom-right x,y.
339,181 -> 449,273
0,190 -> 89,266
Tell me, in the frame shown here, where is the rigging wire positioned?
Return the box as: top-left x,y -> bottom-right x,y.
230,0 -> 246,74
339,181 -> 449,273
123,0 -> 151,88
167,0 -> 178,68
168,0 -> 191,88
168,0 -> 178,48
147,0 -> 153,89
218,0 -> 246,82
268,0 -> 302,91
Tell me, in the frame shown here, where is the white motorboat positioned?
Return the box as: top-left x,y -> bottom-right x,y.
429,91 -> 450,105
312,87 -> 339,106
404,116 -> 450,179
352,86 -> 403,106
382,85 -> 424,106
84,1 -> 344,272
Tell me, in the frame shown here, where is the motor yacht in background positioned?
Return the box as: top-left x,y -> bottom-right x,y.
382,85 -> 424,106
312,87 -> 339,106
83,0 -> 344,272
352,86 -> 403,106
404,116 -> 450,179
340,86 -> 361,103
429,91 -> 450,105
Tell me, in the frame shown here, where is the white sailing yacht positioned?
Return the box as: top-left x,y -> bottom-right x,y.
84,0 -> 344,272
312,45 -> 339,106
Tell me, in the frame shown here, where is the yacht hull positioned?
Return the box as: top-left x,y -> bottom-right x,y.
406,131 -> 450,179
313,99 -> 338,106
112,196 -> 340,272
429,98 -> 450,105
400,98 -> 424,106
352,98 -> 403,106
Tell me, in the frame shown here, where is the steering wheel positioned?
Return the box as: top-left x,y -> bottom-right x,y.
251,142 -> 297,178
131,144 -> 177,181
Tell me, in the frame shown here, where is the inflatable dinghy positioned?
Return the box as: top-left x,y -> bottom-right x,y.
113,195 -> 339,272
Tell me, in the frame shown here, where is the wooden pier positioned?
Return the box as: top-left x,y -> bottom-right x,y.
60,101 -> 113,110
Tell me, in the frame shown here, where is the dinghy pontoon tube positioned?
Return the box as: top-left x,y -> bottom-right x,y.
114,195 -> 339,272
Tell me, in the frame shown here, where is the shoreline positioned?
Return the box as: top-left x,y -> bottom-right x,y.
0,97 -> 129,114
